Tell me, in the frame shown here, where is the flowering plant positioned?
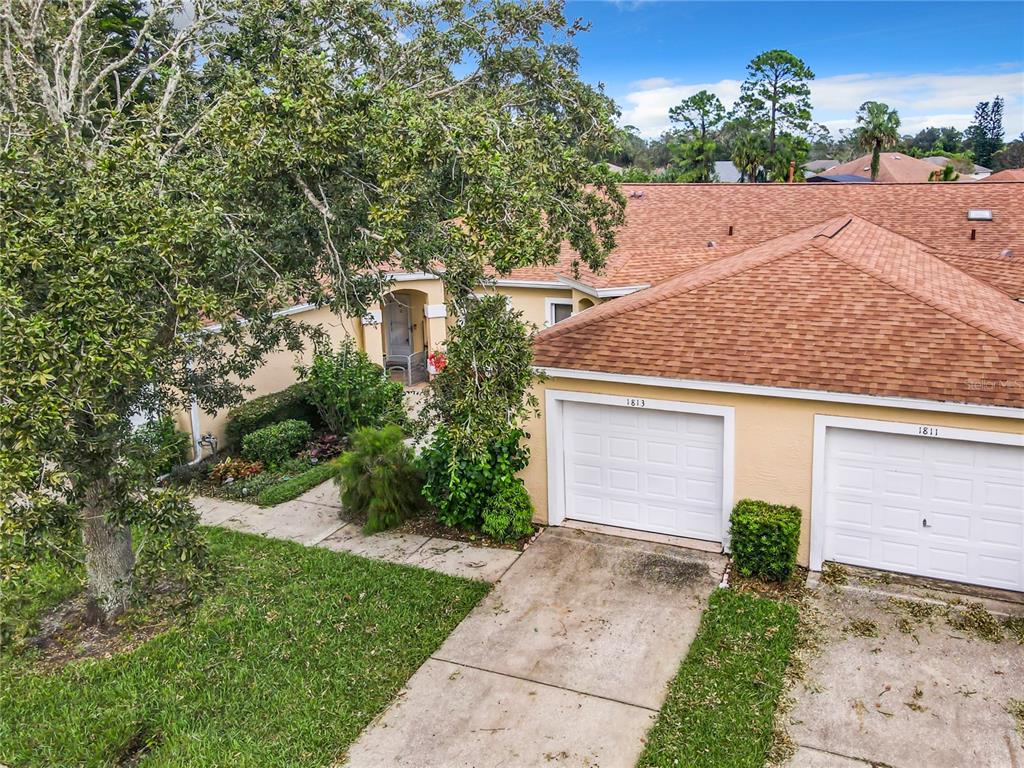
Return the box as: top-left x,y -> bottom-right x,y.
427,350 -> 447,375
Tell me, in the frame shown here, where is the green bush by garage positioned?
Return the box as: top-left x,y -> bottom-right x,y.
729,499 -> 802,582
224,382 -> 322,449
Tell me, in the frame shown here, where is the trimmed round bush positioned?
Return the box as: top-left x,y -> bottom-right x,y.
241,419 -> 312,468
225,382 -> 320,449
729,499 -> 802,582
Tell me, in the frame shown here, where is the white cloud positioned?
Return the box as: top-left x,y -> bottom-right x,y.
619,70 -> 1024,139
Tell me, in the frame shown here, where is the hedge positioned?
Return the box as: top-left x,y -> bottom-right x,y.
241,419 -> 312,468
729,499 -> 802,582
224,382 -> 321,449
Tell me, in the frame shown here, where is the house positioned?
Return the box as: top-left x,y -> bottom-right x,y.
805,173 -> 873,183
802,158 -> 837,173
517,182 -> 1024,592
817,152 -> 956,183
922,155 -> 991,180
982,168 -> 1024,182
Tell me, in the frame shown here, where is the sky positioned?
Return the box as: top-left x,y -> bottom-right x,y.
563,1 -> 1024,140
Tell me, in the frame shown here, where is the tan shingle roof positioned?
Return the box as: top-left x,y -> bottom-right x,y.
533,215 -> 1024,408
502,182 -> 1024,297
981,169 -> 1024,182
820,152 -> 947,183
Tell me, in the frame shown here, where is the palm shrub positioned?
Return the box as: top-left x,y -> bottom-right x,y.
335,425 -> 425,534
301,338 -> 405,437
481,480 -> 535,541
729,499 -> 802,582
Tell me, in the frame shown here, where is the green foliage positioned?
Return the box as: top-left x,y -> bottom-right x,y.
336,426 -> 425,534
225,383 -> 321,449
668,90 -> 725,182
638,589 -> 797,768
481,481 -> 535,541
737,49 -> 815,151
255,461 -> 339,507
422,427 -> 530,530
302,338 -> 406,438
1,0 -> 622,618
241,420 -> 312,469
965,96 -> 1005,168
854,101 -> 902,181
730,499 -> 802,582
133,416 -> 191,475
990,134 -> 1024,170
0,528 -> 489,766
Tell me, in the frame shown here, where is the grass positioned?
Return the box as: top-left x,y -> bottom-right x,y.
637,588 -> 798,768
254,461 -> 339,507
0,527 -> 489,767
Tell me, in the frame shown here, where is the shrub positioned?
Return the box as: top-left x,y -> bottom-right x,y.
335,425 -> 425,534
256,461 -> 340,507
481,480 -> 534,541
134,416 -> 191,475
302,338 -> 405,437
209,456 -> 264,484
421,427 -> 529,530
225,382 -> 320,449
241,419 -> 312,468
729,499 -> 802,582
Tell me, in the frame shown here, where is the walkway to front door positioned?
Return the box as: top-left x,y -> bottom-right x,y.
342,526 -> 726,767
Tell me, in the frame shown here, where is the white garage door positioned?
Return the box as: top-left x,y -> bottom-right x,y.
562,401 -> 724,542
823,428 -> 1024,591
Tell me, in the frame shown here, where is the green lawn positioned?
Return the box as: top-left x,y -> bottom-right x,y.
0,528 -> 489,767
638,588 -> 798,768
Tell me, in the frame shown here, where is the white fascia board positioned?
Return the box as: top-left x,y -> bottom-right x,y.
534,367 -> 1024,420
203,302 -> 319,333
490,279 -> 565,290
554,275 -> 650,298
387,271 -> 441,282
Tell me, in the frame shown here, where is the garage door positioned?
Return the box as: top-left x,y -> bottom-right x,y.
562,401 -> 724,542
823,428 -> 1024,591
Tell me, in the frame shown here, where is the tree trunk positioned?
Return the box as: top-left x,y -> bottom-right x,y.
81,479 -> 135,624
871,141 -> 881,181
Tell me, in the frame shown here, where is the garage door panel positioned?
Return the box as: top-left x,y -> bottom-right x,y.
562,401 -> 724,542
823,427 -> 1023,591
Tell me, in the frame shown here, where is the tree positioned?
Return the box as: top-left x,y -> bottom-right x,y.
854,101 -> 902,181
990,134 -> 1024,170
1,0 -> 624,622
966,96 -> 1005,167
737,50 -> 815,158
731,132 -> 769,183
668,90 -> 725,181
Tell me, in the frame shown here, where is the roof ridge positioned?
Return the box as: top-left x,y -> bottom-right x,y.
815,237 -> 1024,353
535,216 -> 852,345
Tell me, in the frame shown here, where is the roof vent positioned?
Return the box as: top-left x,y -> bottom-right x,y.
707,240 -> 716,248
967,209 -> 993,221
1002,248 -> 1015,260
629,190 -> 645,199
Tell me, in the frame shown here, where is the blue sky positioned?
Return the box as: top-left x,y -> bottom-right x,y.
563,1 -> 1024,139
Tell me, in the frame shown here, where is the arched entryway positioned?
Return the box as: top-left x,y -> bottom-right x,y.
382,290 -> 430,385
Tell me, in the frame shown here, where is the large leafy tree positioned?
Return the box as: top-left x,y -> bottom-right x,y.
1,0 -> 623,622
737,49 -> 814,159
668,89 -> 725,182
731,131 -> 769,183
854,101 -> 902,180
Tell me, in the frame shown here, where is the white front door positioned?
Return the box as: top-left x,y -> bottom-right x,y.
823,427 -> 1024,591
386,298 -> 412,356
561,401 -> 725,542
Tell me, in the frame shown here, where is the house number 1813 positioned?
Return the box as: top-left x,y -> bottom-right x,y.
625,398 -> 646,408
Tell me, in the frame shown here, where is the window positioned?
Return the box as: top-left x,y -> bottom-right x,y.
546,297 -> 574,326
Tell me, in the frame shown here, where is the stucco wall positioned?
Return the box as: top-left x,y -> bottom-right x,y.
522,375 -> 1023,566
483,285 -> 573,330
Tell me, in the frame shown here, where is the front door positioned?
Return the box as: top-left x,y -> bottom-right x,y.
386,297 -> 412,356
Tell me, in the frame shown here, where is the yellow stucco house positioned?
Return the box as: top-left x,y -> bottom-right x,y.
182,181 -> 1024,592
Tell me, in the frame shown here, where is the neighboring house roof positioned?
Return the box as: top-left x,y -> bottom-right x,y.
805,174 -> 874,183
499,182 -> 1024,297
981,168 -> 1024,182
922,156 -> 991,175
533,215 -> 1024,408
605,163 -> 625,173
714,161 -> 742,182
802,159 -> 837,172
821,152 -> 947,183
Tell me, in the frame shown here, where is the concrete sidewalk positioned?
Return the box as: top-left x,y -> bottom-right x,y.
342,526 -> 726,767
194,481 -> 521,583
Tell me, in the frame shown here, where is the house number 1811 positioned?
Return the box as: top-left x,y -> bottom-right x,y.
917,425 -> 940,437
625,398 -> 646,408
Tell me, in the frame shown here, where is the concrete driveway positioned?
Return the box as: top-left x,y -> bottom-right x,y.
785,575 -> 1024,768
343,526 -> 726,767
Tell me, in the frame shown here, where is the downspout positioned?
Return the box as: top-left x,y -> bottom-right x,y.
189,396 -> 204,464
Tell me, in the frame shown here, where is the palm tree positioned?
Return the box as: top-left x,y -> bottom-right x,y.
731,133 -> 769,183
854,101 -> 901,181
